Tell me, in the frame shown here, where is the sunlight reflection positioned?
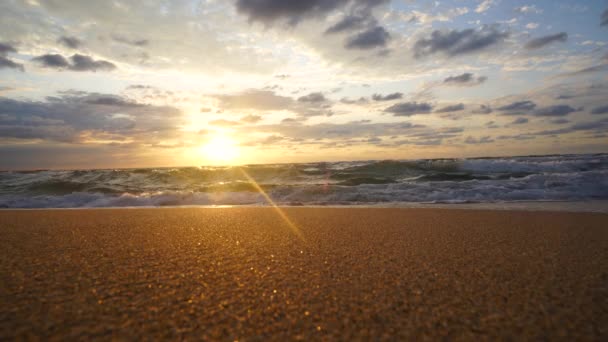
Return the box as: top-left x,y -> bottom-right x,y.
238,167 -> 305,242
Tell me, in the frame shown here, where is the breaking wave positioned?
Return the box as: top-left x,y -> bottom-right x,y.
1,153 -> 607,208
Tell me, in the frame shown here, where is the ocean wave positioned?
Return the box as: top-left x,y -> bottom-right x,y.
1,153 -> 607,208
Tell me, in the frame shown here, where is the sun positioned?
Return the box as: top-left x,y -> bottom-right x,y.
199,134 -> 240,165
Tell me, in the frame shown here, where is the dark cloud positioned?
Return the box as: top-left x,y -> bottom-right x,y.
464,136 -> 494,144
70,54 -> 116,71
443,73 -> 487,86
58,36 -> 82,49
325,15 -> 370,34
601,9 -> 608,26
32,54 -> 70,68
551,118 -> 570,124
497,100 -> 536,114
112,35 -> 149,46
435,103 -> 465,113
345,26 -> 390,50
298,92 -> 327,103
84,96 -> 141,107
0,42 -> 24,72
384,102 -> 433,116
0,57 -> 24,71
532,118 -> 608,137
33,54 -> 116,72
533,105 -> 578,117
371,92 -> 402,101
340,97 -> 368,104
235,0 -> 388,26
235,0 -> 349,25
0,42 -> 17,55
472,105 -> 493,114
0,93 -> 181,143
591,105 -> 608,115
511,117 -> 529,125
524,32 -> 568,50
413,26 -> 509,58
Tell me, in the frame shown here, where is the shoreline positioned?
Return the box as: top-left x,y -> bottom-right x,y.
2,200 -> 607,213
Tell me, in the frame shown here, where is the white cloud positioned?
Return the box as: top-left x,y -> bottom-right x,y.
475,0 -> 495,14
526,23 -> 539,29
514,5 -> 543,14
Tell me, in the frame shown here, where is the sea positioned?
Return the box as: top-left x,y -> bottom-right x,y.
1,153 -> 607,211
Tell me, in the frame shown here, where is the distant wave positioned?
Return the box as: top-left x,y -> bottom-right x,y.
1,153 -> 607,208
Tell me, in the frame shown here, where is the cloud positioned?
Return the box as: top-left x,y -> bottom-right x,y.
340,97 -> 368,104
532,118 -> 608,137
235,0 -> 349,25
32,53 -> 116,72
371,92 -> 402,101
591,105 -> 608,114
602,9 -> 608,26
533,105 -> 578,117
112,35 -> 149,46
345,26 -> 390,50
0,92 -> 181,143
464,136 -> 494,144
551,118 -> 570,124
241,114 -> 262,123
524,32 -> 568,49
443,73 -> 487,86
235,0 -> 388,26
558,64 -> 608,78
384,102 -> 433,116
250,120 -> 446,145
435,103 -> 464,113
514,5 -> 542,14
0,42 -> 17,55
472,105 -> 493,114
525,23 -> 539,29
497,100 -> 536,114
84,96 -> 141,107
511,117 -> 529,125
214,89 -> 332,117
413,26 -> 509,58
298,92 -> 327,103
70,54 -> 117,71
0,57 -> 24,71
214,89 -> 293,111
57,36 -> 82,49
0,42 -> 24,71
325,0 -> 389,33
32,54 -> 70,68
325,15 -> 370,34
475,0 -> 495,13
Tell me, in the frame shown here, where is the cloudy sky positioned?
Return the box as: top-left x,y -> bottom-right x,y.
1,0 -> 607,169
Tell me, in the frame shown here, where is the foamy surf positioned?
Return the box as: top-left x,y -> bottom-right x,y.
1,153 -> 607,208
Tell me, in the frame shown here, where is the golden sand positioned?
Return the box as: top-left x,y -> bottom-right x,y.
1,208 -> 607,340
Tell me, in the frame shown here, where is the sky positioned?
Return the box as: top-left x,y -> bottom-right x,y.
1,0 -> 607,169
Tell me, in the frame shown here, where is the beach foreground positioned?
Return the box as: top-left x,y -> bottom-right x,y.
1,208 -> 607,340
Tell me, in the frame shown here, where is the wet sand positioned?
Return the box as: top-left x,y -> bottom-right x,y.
1,207 -> 607,340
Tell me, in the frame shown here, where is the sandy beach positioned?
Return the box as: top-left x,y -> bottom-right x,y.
1,207 -> 607,340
